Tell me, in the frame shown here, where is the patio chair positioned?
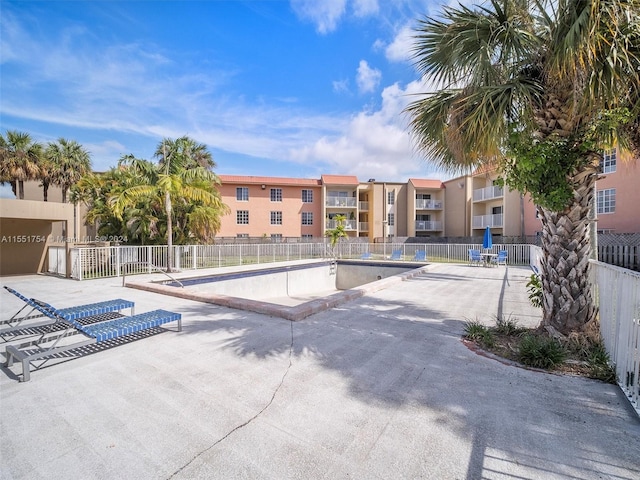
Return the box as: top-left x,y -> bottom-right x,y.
468,249 -> 482,266
360,252 -> 372,260
491,250 -> 508,266
389,250 -> 402,260
1,286 -> 135,340
4,297 -> 181,382
413,251 -> 427,262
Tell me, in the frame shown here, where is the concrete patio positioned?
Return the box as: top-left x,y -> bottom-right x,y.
1,263 -> 639,479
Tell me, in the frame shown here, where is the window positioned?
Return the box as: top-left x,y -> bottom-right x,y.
270,211 -> 282,225
271,234 -> 283,242
416,193 -> 431,200
270,188 -> 282,202
416,214 -> 431,221
387,213 -> 395,226
492,206 -> 503,215
237,233 -> 249,238
387,190 -> 395,205
301,234 -> 313,239
597,188 -> 616,214
302,189 -> 313,203
236,210 -> 249,224
301,212 -> 313,225
236,187 -> 249,201
602,149 -> 617,174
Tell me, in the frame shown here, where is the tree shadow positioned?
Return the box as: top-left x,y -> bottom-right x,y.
170,266 -> 639,479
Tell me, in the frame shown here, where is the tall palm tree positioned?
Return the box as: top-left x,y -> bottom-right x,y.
111,137 -> 228,270
406,0 -> 640,334
47,138 -> 92,202
0,130 -> 42,199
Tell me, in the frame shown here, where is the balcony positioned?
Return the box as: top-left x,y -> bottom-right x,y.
358,201 -> 369,211
472,214 -> 503,228
415,220 -> 443,231
326,219 -> 357,230
473,185 -> 503,202
326,197 -> 357,208
415,199 -> 443,210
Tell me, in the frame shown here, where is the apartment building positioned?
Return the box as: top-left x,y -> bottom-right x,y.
217,175 -> 323,240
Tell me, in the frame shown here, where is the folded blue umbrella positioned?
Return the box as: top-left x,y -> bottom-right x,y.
483,226 -> 493,250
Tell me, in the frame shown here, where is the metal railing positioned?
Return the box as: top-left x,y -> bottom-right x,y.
69,242 -> 534,281
415,220 -> 443,231
325,197 -> 357,207
326,220 -> 357,230
415,199 -> 443,209
472,213 -> 504,228
473,185 -> 504,201
63,241 -> 639,417
591,261 -> 640,415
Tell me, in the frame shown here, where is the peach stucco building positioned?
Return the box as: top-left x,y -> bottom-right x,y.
2,149 -> 638,275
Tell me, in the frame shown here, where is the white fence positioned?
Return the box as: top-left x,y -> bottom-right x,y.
67,242 -> 534,280
591,261 -> 640,415
60,242 -> 639,414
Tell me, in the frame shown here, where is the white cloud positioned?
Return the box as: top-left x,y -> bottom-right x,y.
352,0 -> 379,17
384,24 -> 415,63
290,80 -> 446,181
333,78 -> 351,94
290,0 -> 347,34
356,60 -> 382,94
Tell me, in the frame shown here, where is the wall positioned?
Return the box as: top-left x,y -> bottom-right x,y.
0,199 -> 74,276
443,176 -> 471,237
595,157 -> 640,233
217,183 -> 323,238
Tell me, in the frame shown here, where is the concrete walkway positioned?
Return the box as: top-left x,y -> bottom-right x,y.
1,263 -> 639,479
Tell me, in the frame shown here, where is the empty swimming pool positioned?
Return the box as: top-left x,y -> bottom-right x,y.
126,259 -> 430,321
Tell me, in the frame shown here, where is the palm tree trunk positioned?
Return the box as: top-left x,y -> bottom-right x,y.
537,164 -> 598,334
165,191 -> 174,272
62,186 -> 68,203
18,181 -> 25,199
43,181 -> 49,202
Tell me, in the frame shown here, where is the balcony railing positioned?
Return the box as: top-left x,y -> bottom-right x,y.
473,185 -> 504,202
326,219 -> 357,230
358,222 -> 369,231
326,197 -> 357,208
415,199 -> 443,210
415,220 -> 443,231
472,214 -> 504,228
358,201 -> 369,211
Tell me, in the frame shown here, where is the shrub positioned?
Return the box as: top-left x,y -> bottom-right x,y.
518,334 -> 566,369
464,321 -> 495,348
587,343 -> 617,383
495,315 -> 527,336
526,274 -> 542,308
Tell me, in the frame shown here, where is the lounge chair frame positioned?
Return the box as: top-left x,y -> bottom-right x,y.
1,286 -> 134,340
3,297 -> 181,382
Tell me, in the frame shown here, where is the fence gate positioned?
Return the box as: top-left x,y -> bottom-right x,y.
47,246 -> 66,276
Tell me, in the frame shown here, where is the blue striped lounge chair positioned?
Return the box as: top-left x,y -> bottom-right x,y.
3,296 -> 181,382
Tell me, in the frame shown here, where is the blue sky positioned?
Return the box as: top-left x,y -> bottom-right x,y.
1,0 -> 454,189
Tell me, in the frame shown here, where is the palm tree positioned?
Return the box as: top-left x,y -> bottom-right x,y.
47,138 -> 92,202
37,155 -> 55,202
0,130 -> 42,199
326,214 -> 348,257
406,0 -> 640,334
111,137 -> 228,270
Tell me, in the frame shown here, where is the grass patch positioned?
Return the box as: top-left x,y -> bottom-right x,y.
518,334 -> 566,369
463,317 -> 617,383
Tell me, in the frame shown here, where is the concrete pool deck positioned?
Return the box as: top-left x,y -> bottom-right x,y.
1,263 -> 639,479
